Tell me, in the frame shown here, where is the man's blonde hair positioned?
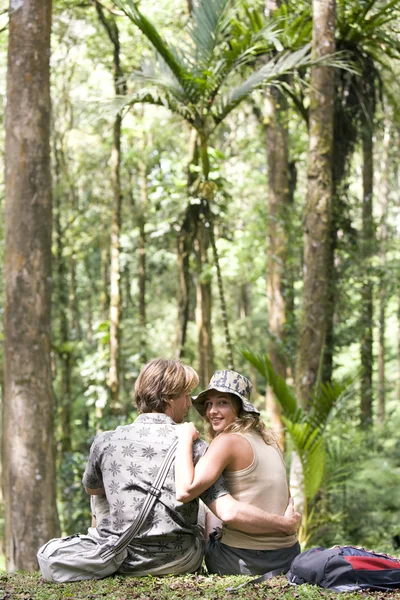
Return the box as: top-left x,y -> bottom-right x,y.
134,358 -> 199,414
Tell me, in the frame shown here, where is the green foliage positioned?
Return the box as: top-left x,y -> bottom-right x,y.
58,451 -> 92,535
305,414 -> 400,552
242,350 -> 355,543
114,0 -> 315,134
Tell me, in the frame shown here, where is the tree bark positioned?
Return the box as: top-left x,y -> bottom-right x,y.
377,123 -> 390,424
295,0 -> 335,407
4,0 -> 59,571
176,129 -> 199,358
359,89 -> 374,427
264,85 -> 290,448
95,3 -> 125,411
137,144 -> 148,363
53,142 -> 72,454
195,220 -> 214,387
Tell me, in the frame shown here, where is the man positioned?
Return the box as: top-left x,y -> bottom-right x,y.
83,358 -> 300,576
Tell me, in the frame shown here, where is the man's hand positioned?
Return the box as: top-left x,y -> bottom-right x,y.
176,422 -> 199,443
283,498 -> 301,535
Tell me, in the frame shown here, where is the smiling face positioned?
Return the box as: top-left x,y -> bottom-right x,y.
205,392 -> 240,433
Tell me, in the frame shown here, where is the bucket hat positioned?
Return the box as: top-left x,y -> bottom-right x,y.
192,370 -> 260,417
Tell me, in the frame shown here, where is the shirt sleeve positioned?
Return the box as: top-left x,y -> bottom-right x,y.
192,438 -> 230,506
82,434 -> 104,489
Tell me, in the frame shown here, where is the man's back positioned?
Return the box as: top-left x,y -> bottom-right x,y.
83,413 -> 227,574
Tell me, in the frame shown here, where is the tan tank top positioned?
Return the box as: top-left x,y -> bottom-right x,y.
221,431 -> 298,550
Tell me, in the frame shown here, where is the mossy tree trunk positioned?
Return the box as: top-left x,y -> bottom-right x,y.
295,0 -> 335,407
4,0 -> 60,571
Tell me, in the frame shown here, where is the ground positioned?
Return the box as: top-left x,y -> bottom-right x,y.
0,573 -> 399,600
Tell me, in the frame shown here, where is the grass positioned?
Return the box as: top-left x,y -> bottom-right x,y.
0,572 -> 397,600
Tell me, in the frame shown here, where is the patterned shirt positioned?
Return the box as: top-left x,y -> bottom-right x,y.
82,413 -> 229,573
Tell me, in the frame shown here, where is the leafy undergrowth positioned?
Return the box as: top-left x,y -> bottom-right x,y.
0,572 -> 399,600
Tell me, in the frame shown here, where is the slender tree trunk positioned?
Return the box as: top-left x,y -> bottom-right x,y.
176,130 -> 199,358
53,146 -> 72,454
95,3 -> 125,411
69,256 -> 82,340
137,149 -> 148,362
359,92 -> 374,427
195,221 -> 214,386
398,298 -> 400,405
295,0 -> 335,407
108,115 -> 122,409
100,234 -> 109,320
377,123 -> 390,424
264,85 -> 290,448
195,136 -> 214,384
4,0 -> 59,571
0,365 -> 4,558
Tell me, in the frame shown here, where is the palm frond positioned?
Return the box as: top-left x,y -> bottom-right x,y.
114,0 -> 186,83
283,420 -> 326,500
204,20 -> 283,102
215,43 -> 311,124
306,380 -> 348,430
186,0 -> 231,72
106,87 -> 197,123
242,350 -> 298,418
130,55 -> 189,103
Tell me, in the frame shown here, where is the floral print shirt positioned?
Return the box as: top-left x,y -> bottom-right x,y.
82,413 -> 228,572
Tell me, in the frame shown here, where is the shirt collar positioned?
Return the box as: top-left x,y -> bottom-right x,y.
135,413 -> 176,426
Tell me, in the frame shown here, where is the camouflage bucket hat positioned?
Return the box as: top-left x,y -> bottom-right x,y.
192,370 -> 260,417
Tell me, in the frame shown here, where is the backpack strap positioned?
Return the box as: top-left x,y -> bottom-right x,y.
227,568 -> 285,591
100,437 -> 179,560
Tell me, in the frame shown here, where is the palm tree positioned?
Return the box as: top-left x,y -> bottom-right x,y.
113,0 -> 314,379
243,349 -> 351,543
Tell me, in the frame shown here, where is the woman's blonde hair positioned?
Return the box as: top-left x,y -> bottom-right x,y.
134,358 -> 199,413
205,393 -> 278,446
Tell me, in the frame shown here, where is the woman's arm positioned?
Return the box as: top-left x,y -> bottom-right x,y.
85,486 -> 105,496
175,423 -> 235,502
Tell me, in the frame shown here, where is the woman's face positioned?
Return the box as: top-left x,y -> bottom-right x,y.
205,392 -> 239,433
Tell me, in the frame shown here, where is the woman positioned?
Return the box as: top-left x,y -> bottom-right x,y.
175,369 -> 300,576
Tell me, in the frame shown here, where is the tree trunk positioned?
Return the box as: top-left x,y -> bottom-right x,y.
100,233 -> 109,320
195,220 -> 214,387
377,123 -> 390,424
295,0 -> 335,407
359,91 -> 374,427
53,144 -> 72,454
195,136 -> 214,384
137,151 -> 148,362
95,3 -> 125,411
264,85 -> 290,448
69,256 -> 82,340
176,129 -> 199,358
4,0 -> 59,571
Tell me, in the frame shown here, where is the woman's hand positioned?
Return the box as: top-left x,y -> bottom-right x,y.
177,422 -> 199,443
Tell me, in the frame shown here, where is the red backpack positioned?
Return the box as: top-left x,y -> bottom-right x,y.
287,546 -> 400,592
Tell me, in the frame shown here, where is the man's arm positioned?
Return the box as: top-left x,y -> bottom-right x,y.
208,495 -> 301,536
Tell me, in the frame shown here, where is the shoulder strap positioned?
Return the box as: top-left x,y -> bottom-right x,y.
100,437 -> 179,559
